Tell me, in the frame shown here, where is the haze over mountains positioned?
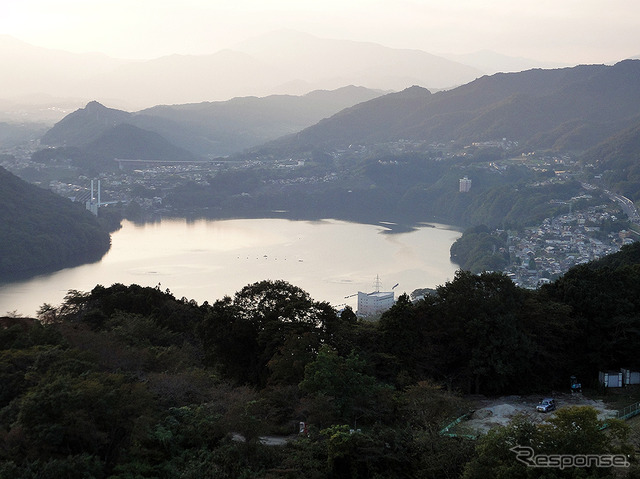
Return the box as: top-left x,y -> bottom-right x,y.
0,30 -> 589,115
34,59 -> 640,171
444,50 -> 566,74
40,86 -> 386,160
4,28 -> 640,282
257,60 -> 640,155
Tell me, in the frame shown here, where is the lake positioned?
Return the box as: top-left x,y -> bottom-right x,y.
0,218 -> 462,317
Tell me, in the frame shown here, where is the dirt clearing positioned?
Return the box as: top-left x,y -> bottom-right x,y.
454,393 -> 619,436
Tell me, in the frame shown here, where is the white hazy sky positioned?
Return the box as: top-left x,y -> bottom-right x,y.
2,0 -> 639,64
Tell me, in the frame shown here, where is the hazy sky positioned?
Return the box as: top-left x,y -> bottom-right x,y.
2,0 -> 639,64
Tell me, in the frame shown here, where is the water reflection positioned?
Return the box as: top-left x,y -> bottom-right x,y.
0,218 -> 461,317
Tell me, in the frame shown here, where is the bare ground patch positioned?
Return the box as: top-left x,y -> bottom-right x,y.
453,393 -> 619,436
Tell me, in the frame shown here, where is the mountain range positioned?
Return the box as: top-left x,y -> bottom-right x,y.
8,57 -> 640,280
8,29 -> 615,118
0,31 -> 484,111
35,60 -> 640,170
255,60 -> 640,155
39,86 -> 386,161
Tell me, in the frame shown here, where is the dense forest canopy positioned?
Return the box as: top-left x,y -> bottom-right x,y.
0,167 -> 111,281
2,243 -> 640,477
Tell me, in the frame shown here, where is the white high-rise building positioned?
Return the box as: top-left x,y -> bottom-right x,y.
459,176 -> 472,193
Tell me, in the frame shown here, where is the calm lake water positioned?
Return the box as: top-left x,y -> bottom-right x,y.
0,218 -> 462,317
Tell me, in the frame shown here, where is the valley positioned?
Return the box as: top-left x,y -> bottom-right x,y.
2,11 -> 640,476
3,122 -> 636,288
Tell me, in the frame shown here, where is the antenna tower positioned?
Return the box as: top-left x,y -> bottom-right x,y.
373,274 -> 382,293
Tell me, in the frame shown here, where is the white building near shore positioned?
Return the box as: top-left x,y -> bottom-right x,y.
357,276 -> 395,317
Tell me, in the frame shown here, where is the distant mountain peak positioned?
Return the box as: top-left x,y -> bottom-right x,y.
42,101 -> 131,147
74,101 -> 130,119
40,86 -> 387,158
84,100 -> 107,110
400,85 -> 432,95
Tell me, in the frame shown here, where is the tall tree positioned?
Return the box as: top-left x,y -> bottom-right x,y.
199,280 -> 337,386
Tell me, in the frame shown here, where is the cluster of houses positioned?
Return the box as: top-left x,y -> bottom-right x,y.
503,205 -> 632,288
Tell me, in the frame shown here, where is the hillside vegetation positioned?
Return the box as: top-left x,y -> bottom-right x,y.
255,60 -> 640,156
581,120 -> 640,200
164,152 -> 582,228
0,167 -> 111,280
1,244 -> 640,477
38,87 -> 386,162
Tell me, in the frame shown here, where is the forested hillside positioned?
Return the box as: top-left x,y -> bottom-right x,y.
38,87 -> 386,161
164,151 -> 582,228
581,121 -> 640,199
2,244 -> 639,477
0,167 -> 111,280
254,60 -> 640,156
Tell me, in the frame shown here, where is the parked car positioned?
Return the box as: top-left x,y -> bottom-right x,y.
536,398 -> 556,413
